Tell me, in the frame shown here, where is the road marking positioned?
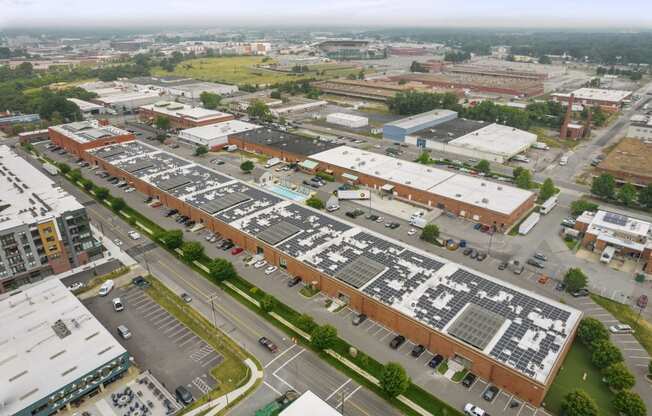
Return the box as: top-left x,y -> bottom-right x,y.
177,334 -> 198,347
584,307 -> 604,312
380,331 -> 395,341
624,348 -> 645,351
273,373 -> 296,391
373,327 -> 386,337
263,381 -> 283,396
273,349 -> 305,376
342,386 -> 361,403
137,302 -> 157,312
201,353 -> 222,368
152,315 -> 175,326
503,394 -> 515,411
143,308 -> 165,319
264,344 -> 297,369
628,356 -> 649,359
325,379 -> 352,401
130,297 -> 150,307
192,377 -> 211,394
164,322 -> 184,334
593,313 -> 612,317
366,323 -> 380,333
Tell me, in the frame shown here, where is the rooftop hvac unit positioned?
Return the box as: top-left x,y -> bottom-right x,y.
482,198 -> 489,203
480,182 -> 486,186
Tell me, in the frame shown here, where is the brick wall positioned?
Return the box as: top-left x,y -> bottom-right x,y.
49,128 -> 135,158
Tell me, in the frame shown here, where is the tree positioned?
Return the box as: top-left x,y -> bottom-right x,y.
560,390 -> 598,416
159,229 -> 183,249
420,224 -> 440,243
475,160 -> 491,174
416,151 -> 431,164
181,241 -> 204,262
111,197 -> 126,212
564,268 -> 588,293
591,339 -> 624,369
94,187 -> 109,200
515,169 -> 532,189
199,91 -> 222,109
602,362 -> 635,391
58,163 -> 71,174
155,115 -> 171,131
296,313 -> 317,333
639,184 -> 652,209
592,173 -> 616,199
306,196 -> 325,210
617,183 -> 637,207
311,324 -> 338,350
208,258 -> 237,282
260,294 -> 277,312
379,362 -> 410,398
240,160 -> 254,173
247,99 -> 272,121
613,391 -> 647,416
570,200 -> 599,216
69,168 -> 83,181
539,55 -> 552,64
592,107 -> 607,127
81,179 -> 94,191
539,178 -> 556,201
512,166 -> 525,179
410,61 -> 428,73
270,90 -> 282,99
577,317 -> 609,347
194,145 -> 208,157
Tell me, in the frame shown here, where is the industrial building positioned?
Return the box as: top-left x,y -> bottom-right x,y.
595,138 -> 652,186
178,120 -> 260,149
94,89 -> 163,111
119,76 -> 238,98
0,145 -> 98,292
66,98 -> 114,119
138,101 -> 234,129
1,279 -> 130,416
77,139 -> 579,406
447,64 -> 548,81
49,120 -> 135,157
406,118 -> 538,163
627,115 -> 652,141
308,146 -> 535,230
388,72 -> 544,97
280,391 -> 340,416
317,40 -> 386,60
325,112 -> 368,128
383,110 -> 458,141
313,79 -> 417,102
0,113 -> 41,133
575,210 -> 652,273
552,88 -> 632,111
268,99 -> 328,117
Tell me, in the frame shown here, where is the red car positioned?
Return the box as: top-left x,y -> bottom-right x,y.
231,247 -> 244,255
258,337 -> 278,353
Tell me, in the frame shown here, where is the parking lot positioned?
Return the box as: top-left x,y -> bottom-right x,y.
83,286 -> 220,400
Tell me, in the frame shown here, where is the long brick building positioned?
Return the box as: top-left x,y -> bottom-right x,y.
48,120 -> 135,157
138,101 -> 234,129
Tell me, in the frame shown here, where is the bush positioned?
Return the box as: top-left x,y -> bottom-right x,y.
94,186 -> 109,200
69,168 -> 82,181
316,171 -> 335,182
194,145 -> 208,156
420,224 -> 439,243
181,241 -> 204,262
561,390 -> 598,416
260,294 -> 276,312
158,229 -> 183,250
240,160 -> 254,173
602,362 -> 635,391
475,159 -> 491,174
577,317 -> 609,347
58,163 -> 71,174
296,313 -> 317,333
311,324 -> 338,350
570,200 -> 599,216
539,178 -> 556,201
591,339 -> 624,369
111,197 -> 126,212
208,258 -> 237,282
613,390 -> 646,416
564,268 -> 588,293
379,362 -> 410,398
306,196 -> 325,210
81,178 -> 93,191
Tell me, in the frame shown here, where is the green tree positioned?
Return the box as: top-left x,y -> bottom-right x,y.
591,173 -> 615,199
475,159 -> 491,174
379,362 -> 410,398
515,169 -> 532,189
512,166 -> 525,179
194,145 -> 208,157
570,200 -> 599,216
311,324 -> 338,350
111,197 -> 126,212
561,390 -> 598,416
158,229 -> 183,250
420,224 -> 440,243
199,91 -> 222,109
208,258 -> 237,282
602,362 -> 635,391
240,160 -> 254,173
617,183 -> 637,207
539,178 -> 556,201
577,317 -> 609,347
639,184 -> 652,209
260,294 -> 277,312
613,390 -> 647,416
539,55 -> 552,64
564,268 -> 588,293
155,115 -> 171,131
94,187 -> 109,200
416,151 -> 431,164
181,241 -> 204,262
306,196 -> 325,210
81,179 -> 94,191
58,163 -> 71,174
296,313 -> 317,333
591,339 -> 624,369
247,99 -> 272,121
69,168 -> 82,181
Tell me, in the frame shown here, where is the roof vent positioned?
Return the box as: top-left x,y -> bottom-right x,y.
497,186 -> 503,190
482,198 -> 489,203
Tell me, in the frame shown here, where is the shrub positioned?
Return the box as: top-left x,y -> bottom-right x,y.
591,339 -> 624,369
577,317 -> 609,347
94,186 -> 110,200
316,171 -> 335,182
561,390 -> 598,416
158,229 -> 183,250
613,390 -> 646,416
296,313 -> 317,333
602,362 -> 635,391
570,199 -> 599,216
564,268 -> 588,293
260,294 -> 276,312
208,258 -> 237,282
111,197 -> 126,212
306,196 -> 325,210
181,241 -> 204,262
420,224 -> 440,243
311,324 -> 338,350
240,160 -> 254,173
379,362 -> 410,398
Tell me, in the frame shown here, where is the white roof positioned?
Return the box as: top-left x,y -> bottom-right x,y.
0,279 -> 127,416
140,101 -> 230,121
309,146 -> 533,215
179,120 -> 260,141
555,88 -> 631,103
326,112 -> 368,122
280,391 -> 340,416
50,120 -> 131,144
387,109 -> 457,130
66,98 -> 104,112
97,90 -> 161,105
448,123 -> 537,157
0,145 -> 84,229
580,210 -> 651,242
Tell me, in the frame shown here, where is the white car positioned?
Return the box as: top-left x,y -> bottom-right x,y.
67,282 -> 85,292
254,260 -> 267,269
464,403 -> 487,416
127,231 -> 140,240
125,187 -> 135,193
375,217 -> 384,223
113,238 -> 123,246
609,324 -> 634,334
407,228 -> 417,236
99,280 -> 115,296
112,297 -> 124,312
264,266 -> 278,275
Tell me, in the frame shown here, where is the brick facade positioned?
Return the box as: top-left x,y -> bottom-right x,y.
49,127 -> 135,158
227,136 -> 306,163
138,107 -> 233,130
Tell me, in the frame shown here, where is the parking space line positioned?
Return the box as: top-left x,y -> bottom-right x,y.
272,349 -> 305,376
168,326 -> 188,339
137,302 -> 157,312
325,379 -> 352,401
152,314 -> 174,326
263,381 -> 283,396
164,322 -> 183,334
342,386 -> 361,403
470,379 -> 486,393
264,344 -> 297,369
372,326 -> 386,336
201,353 -> 222,368
398,341 -> 413,353
130,298 -> 150,307
366,323 -> 380,333
178,336 -> 199,348
380,331 -> 395,342
143,308 -> 165,318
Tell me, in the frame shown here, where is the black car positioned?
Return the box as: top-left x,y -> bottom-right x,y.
483,385 -> 499,402
461,372 -> 477,388
166,209 -> 178,217
258,336 -> 278,353
388,223 -> 400,229
389,335 -> 406,349
428,354 -> 444,368
555,282 -> 567,291
527,258 -> 544,269
345,210 -> 364,219
463,248 -> 473,256
145,197 -> 153,203
175,386 -> 194,405
411,344 -> 426,357
366,214 -> 379,221
287,276 -> 302,287
476,252 -> 487,261
571,288 -> 589,297
132,276 -> 150,288
498,262 -> 508,270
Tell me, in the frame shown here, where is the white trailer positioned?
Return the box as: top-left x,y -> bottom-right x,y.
539,196 -> 558,214
518,212 -> 541,235
43,163 -> 59,176
409,217 -> 429,229
600,246 -> 616,264
264,157 -> 282,168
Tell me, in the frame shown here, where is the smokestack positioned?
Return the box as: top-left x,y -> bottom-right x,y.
560,93 -> 574,139
583,106 -> 592,138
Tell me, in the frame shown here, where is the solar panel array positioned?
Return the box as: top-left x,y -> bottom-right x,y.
158,174 -> 191,191
603,212 -> 628,226
123,160 -> 154,173
447,304 -> 505,350
213,184 -> 281,223
257,221 -> 302,246
335,255 -> 385,288
199,192 -> 250,214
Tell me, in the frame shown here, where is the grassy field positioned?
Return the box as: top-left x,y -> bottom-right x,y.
591,294 -> 652,355
152,56 -> 361,87
543,341 -> 616,415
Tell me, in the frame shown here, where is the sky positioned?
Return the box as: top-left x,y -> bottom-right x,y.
1,0 -> 651,29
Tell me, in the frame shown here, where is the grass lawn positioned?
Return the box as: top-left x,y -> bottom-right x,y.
563,237 -> 579,251
543,341 -> 616,415
437,360 -> 449,374
591,294 -> 652,356
299,285 -> 320,298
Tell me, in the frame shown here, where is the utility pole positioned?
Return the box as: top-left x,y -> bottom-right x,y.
209,293 -> 219,328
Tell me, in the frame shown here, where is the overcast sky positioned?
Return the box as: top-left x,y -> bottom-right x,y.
1,0 -> 650,29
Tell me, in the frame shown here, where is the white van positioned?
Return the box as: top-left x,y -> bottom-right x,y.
99,279 -> 115,296
559,156 -> 568,166
600,246 -> 616,264
265,157 -> 281,169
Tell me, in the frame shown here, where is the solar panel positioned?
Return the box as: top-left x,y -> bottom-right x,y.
199,192 -> 250,214
159,175 -> 191,191
257,221 -> 302,246
447,303 -> 505,350
603,212 -> 628,226
335,255 -> 385,288
124,160 -> 154,173
95,147 -> 124,159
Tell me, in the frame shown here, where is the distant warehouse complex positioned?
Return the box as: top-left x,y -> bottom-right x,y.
72,137 -> 579,406
118,76 -> 238,98
552,88 -> 632,111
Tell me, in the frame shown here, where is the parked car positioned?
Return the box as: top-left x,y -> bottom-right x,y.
476,252 -> 487,261
345,209 -> 364,219
67,282 -> 85,291
498,262 -> 508,270
533,252 -> 548,261
571,288 -> 589,297
555,282 -> 566,291
117,324 -> 132,339
609,324 -> 634,334
464,403 -> 487,416
99,280 -> 114,296
366,214 -> 379,221
181,293 -> 192,303
112,297 -> 124,312
231,247 -> 244,255
407,228 -> 417,236
287,276 -> 302,287
132,276 -> 150,288
469,249 -> 478,259
527,258 -> 544,269
254,260 -> 268,269
461,373 -> 477,388
375,216 -> 384,223
463,248 -> 473,256
264,266 -> 278,275
411,344 -> 426,357
389,335 -> 406,349
387,222 -> 400,229
352,313 -> 367,326
175,385 -> 194,405
258,336 -> 278,353
482,385 -> 499,402
428,354 -> 444,368
128,230 -> 140,240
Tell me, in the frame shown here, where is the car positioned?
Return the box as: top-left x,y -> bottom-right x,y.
181,293 -> 192,303
464,403 -> 487,416
352,313 -> 367,326
609,324 -> 634,334
407,228 -> 417,236
561,218 -> 576,227
428,354 -> 444,368
463,247 -> 473,256
205,233 -> 215,241
388,222 -> 400,229
366,214 -> 379,221
264,266 -> 278,275
166,209 -> 178,217
113,238 -> 123,246
533,252 -> 548,261
127,231 -> 140,240
389,335 -> 406,349
231,247 -> 244,255
125,187 -> 135,193
185,220 -> 196,228
287,276 -> 302,287
498,262 -> 508,270
527,258 -> 544,268
411,344 -> 426,357
375,217 -> 384,223
555,282 -> 566,291
112,297 -> 124,312
99,280 -> 114,296
482,385 -> 499,402
447,241 -> 459,251
222,241 -> 235,250
258,336 -> 278,353
175,385 -> 194,405
461,373 -> 477,388
254,260 -> 268,269
476,252 -> 487,261
345,210 -> 364,219
469,249 -> 478,259
117,325 -> 132,339
132,276 -> 150,288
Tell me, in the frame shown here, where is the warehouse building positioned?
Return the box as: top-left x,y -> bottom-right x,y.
94,89 -> 163,111
317,40 -> 386,60
406,119 -> 538,163
383,109 -> 458,141
0,113 -> 41,134
138,101 -> 234,129
552,88 -> 632,111
595,138 -> 652,186
66,98 -> 114,119
0,145 -> 98,292
119,76 -> 238,98
325,112 -> 369,128
314,79 -> 415,102
78,140 -> 579,406
388,73 -> 544,97
178,120 -> 260,149
308,146 -> 535,230
1,279 -> 130,416
627,115 -> 652,141
269,99 -> 328,117
49,120 -> 135,157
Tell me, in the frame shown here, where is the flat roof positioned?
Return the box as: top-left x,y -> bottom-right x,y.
598,138 -> 652,180
0,279 -> 127,416
235,128 -> 341,157
410,118 -> 487,143
66,98 -> 104,112
179,120 -> 260,141
280,391 -> 340,416
140,101 -> 231,121
326,112 -> 368,122
50,120 -> 131,144
96,90 -> 161,105
0,145 -> 84,229
555,87 -> 632,103
447,123 -> 538,157
386,109 -> 457,130
309,146 -> 533,215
